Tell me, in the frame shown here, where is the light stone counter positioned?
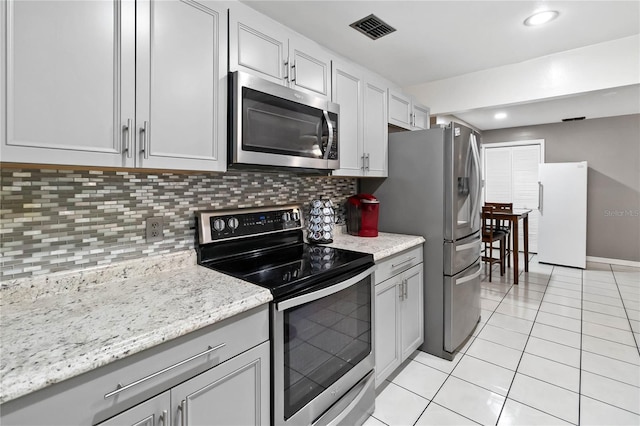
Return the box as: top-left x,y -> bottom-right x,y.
321,229 -> 425,261
0,251 -> 272,404
0,231 -> 422,405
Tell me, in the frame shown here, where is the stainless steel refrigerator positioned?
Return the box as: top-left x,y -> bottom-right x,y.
361,122 -> 482,360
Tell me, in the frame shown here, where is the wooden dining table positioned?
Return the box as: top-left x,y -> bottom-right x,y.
491,208 -> 532,284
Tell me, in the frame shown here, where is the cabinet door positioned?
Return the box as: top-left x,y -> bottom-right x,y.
412,103 -> 430,130
229,4 -> 288,85
289,37 -> 331,98
374,277 -> 401,387
388,89 -> 412,130
171,342 -> 270,426
363,77 -> 388,177
400,264 -> 424,360
136,0 -> 227,171
331,60 -> 363,177
1,0 -> 135,167
98,392 -> 169,426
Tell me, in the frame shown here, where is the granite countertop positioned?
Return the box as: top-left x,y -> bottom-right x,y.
0,251 -> 272,405
0,230 -> 424,405
325,229 -> 425,261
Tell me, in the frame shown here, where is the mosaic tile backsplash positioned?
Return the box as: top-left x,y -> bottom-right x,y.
0,168 -> 357,281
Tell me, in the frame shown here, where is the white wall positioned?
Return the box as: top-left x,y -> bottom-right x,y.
406,35 -> 640,115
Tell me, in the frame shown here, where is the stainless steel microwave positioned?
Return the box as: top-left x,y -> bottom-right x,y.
229,71 -> 339,171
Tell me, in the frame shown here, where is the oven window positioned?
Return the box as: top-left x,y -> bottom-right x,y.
283,276 -> 371,419
242,87 -> 327,159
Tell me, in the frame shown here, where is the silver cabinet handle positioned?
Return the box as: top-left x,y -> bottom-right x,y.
361,154 -> 365,171
365,153 -> 370,171
104,343 -> 226,399
179,399 -> 186,426
398,281 -> 404,300
283,60 -> 289,82
159,410 -> 168,426
392,257 -> 416,268
403,278 -> 408,299
291,63 -> 296,82
123,118 -> 133,158
140,121 -> 149,159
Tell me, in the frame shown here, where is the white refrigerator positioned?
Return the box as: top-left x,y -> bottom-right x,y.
537,161 -> 588,268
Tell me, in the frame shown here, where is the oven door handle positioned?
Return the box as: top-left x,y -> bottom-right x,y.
275,265 -> 376,311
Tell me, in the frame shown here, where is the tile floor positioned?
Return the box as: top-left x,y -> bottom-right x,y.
366,256 -> 640,425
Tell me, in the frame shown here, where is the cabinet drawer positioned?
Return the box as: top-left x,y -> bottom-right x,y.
375,245 -> 423,285
1,305 -> 269,426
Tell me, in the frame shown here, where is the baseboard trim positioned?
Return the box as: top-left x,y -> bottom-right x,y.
586,256 -> 640,268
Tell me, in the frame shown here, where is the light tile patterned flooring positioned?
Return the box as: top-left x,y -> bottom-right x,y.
366,256 -> 640,425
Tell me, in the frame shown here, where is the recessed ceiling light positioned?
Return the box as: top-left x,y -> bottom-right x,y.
524,10 -> 559,26
494,112 -> 507,120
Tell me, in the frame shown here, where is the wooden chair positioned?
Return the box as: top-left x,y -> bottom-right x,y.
481,206 -> 508,282
484,202 -> 513,267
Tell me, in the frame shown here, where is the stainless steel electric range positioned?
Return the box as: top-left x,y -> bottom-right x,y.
195,205 -> 376,426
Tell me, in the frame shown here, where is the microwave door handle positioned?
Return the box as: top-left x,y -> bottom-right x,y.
322,110 -> 333,160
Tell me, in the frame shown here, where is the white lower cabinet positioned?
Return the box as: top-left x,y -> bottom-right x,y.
97,392 -> 170,426
98,342 -> 270,426
1,306 -> 269,426
374,248 -> 424,387
170,342 -> 269,426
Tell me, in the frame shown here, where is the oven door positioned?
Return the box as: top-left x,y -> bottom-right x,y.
272,265 -> 375,426
230,71 -> 339,170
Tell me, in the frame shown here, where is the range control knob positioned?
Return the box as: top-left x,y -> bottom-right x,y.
282,212 -> 291,222
292,210 -> 300,222
228,217 -> 239,230
213,218 -> 226,232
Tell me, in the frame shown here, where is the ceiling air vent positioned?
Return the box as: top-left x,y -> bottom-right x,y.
350,14 -> 396,40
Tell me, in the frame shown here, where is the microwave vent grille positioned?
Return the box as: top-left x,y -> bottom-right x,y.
350,14 -> 396,40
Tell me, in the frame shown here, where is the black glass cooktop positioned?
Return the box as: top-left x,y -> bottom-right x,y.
199,242 -> 373,299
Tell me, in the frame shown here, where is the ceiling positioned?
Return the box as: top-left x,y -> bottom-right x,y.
239,0 -> 640,130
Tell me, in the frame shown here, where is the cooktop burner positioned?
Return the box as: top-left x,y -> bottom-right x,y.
195,205 -> 374,300
200,242 -> 372,298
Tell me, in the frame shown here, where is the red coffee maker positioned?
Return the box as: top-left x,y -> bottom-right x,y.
347,194 -> 380,237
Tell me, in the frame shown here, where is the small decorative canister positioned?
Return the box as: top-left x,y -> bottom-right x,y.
307,199 -> 334,244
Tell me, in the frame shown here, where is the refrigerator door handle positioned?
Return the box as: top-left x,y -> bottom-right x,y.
538,182 -> 543,213
456,238 -> 481,252
456,264 -> 482,285
469,134 -> 482,231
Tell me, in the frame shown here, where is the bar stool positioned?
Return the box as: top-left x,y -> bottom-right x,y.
485,202 -> 513,267
481,206 -> 508,282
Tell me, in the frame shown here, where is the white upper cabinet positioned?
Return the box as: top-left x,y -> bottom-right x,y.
331,59 -> 388,177
1,0 -> 136,167
363,76 -> 388,177
229,3 -> 331,99
331,60 -> 363,176
388,88 -> 430,130
1,0 -> 227,171
136,0 -> 227,171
